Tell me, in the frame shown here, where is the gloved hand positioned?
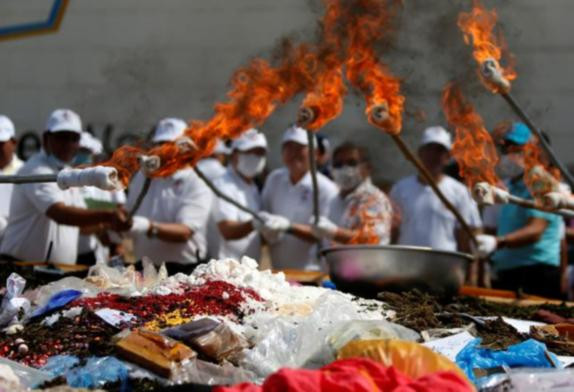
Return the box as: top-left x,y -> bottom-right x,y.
130,216 -> 151,234
310,216 -> 339,240
476,234 -> 498,258
255,212 -> 290,244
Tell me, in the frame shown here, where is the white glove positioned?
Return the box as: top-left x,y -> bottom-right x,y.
476,234 -> 498,258
256,212 -> 290,244
310,216 -> 338,240
130,216 -> 151,234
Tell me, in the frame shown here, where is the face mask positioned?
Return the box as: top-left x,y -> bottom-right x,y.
73,152 -> 93,166
237,153 -> 266,178
497,153 -> 524,179
332,166 -> 363,191
46,153 -> 71,170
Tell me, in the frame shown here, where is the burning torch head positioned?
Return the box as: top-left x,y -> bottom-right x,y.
137,155 -> 161,176
369,103 -> 390,126
175,137 -> 198,153
296,106 -> 317,128
473,181 -> 510,205
481,58 -> 511,93
57,166 -> 122,191
542,192 -> 564,210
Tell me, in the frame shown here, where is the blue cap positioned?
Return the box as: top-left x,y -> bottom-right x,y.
504,123 -> 532,146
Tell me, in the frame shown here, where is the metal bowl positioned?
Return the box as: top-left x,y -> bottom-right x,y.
321,245 -> 472,298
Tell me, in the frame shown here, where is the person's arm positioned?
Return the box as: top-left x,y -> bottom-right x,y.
148,221 -> 193,243
289,223 -> 321,243
218,220 -> 255,240
496,217 -> 549,248
46,203 -> 129,230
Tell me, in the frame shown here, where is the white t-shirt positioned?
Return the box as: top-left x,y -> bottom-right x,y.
390,175 -> 482,252
0,155 -> 24,241
126,168 -> 213,265
213,168 -> 261,260
196,158 -> 227,181
262,168 -> 338,270
0,152 -> 85,264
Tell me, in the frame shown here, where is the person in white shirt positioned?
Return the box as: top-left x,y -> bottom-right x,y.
76,132 -> 126,265
123,118 -> 213,274
390,126 -> 481,252
262,126 -> 338,270
0,115 -> 24,242
196,139 -> 230,181
0,109 -> 130,264
311,142 -> 393,245
213,129 -> 273,260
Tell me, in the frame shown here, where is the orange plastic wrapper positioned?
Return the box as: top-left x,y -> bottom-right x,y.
337,339 -> 470,384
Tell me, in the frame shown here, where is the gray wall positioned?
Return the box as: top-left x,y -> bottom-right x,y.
1,0 -> 573,185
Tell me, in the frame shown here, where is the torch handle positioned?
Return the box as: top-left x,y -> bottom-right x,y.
390,134 -> 479,247
194,167 -> 264,223
500,92 -> 574,189
0,174 -> 58,184
128,177 -> 152,218
307,130 -> 321,226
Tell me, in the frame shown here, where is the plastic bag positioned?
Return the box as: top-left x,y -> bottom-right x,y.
0,274 -> 31,327
66,357 -> 129,389
164,319 -> 248,364
216,357 -> 474,392
337,339 -> 469,382
478,368 -> 574,391
0,357 -> 53,388
455,338 -> 560,384
33,277 -> 100,308
240,292 -> 418,379
31,289 -> 82,318
42,355 -> 80,377
172,359 -> 256,386
86,263 -> 139,295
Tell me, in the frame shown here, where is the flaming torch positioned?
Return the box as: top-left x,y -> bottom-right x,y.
458,0 -> 574,188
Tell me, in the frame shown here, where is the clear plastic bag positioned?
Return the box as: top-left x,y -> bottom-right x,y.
31,289 -> 82,318
0,274 -> 31,327
0,357 -> 53,388
171,359 -> 256,386
240,292 -> 418,378
33,277 -> 100,308
478,368 -> 574,391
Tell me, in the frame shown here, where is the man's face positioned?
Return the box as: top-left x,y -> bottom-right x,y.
332,148 -> 369,180
418,143 -> 450,176
0,139 -> 16,169
46,131 -> 80,163
282,141 -> 309,176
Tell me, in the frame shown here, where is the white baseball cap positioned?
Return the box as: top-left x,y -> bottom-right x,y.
46,109 -> 83,134
420,126 -> 452,151
80,132 -> 103,155
0,115 -> 15,142
232,128 -> 268,152
213,139 -> 231,155
282,125 -> 315,146
152,117 -> 187,143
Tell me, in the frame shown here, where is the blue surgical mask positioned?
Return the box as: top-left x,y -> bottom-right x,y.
73,152 -> 93,166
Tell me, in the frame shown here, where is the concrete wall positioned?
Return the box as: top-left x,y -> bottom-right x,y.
1,0 -> 572,185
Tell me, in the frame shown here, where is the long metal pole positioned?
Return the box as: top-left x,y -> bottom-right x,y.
0,174 -> 57,184
128,177 -> 152,218
194,167 -> 264,223
500,92 -> 574,189
307,130 -> 321,225
390,134 -> 479,247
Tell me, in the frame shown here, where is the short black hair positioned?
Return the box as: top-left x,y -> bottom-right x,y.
333,142 -> 371,165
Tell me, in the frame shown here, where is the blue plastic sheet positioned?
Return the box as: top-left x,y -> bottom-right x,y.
31,289 -> 82,318
66,357 -> 128,390
42,355 -> 80,377
455,338 -> 560,384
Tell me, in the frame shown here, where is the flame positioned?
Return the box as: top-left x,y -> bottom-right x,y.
348,209 -> 381,245
442,82 -> 500,188
458,0 -> 516,92
345,0 -> 404,134
523,141 -> 561,201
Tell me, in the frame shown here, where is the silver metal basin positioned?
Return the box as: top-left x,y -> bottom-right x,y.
321,245 -> 472,298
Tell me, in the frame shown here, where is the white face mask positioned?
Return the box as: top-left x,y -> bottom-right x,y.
332,166 -> 363,191
497,153 -> 524,180
237,153 -> 266,179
